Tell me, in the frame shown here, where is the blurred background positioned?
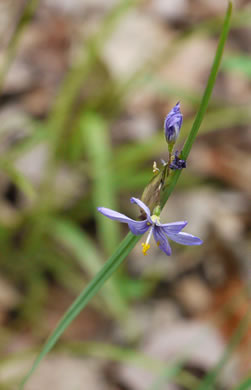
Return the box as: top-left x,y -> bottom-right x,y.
0,0 -> 250,389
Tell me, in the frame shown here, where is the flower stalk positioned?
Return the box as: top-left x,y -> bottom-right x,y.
98,197 -> 202,256
141,102 -> 186,216
19,3 -> 232,388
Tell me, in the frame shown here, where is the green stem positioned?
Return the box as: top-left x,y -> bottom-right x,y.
161,0 -> 232,208
19,2 -> 233,389
0,0 -> 39,91
196,309 -> 250,390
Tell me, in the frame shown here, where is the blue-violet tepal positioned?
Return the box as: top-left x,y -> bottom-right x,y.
164,102 -> 183,144
98,198 -> 202,256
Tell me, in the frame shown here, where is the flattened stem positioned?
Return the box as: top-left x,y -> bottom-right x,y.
19,3 -> 233,389
161,1 -> 232,208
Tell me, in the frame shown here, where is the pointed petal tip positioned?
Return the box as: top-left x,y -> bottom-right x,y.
130,197 -> 151,219
167,232 -> 203,246
160,243 -> 172,256
159,220 -> 188,234
191,236 -> 203,245
97,206 -> 109,215
172,102 -> 181,113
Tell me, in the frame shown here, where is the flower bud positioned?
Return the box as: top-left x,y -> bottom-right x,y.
164,102 -> 183,145
141,170 -> 163,215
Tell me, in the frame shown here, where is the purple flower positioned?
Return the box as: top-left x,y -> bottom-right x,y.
98,197 -> 202,256
170,151 -> 186,170
164,102 -> 183,144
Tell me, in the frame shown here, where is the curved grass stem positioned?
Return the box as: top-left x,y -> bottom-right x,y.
19,2 -> 233,389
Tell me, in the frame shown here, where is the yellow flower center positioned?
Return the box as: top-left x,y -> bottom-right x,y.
141,242 -> 150,255
141,215 -> 161,256
151,215 -> 160,224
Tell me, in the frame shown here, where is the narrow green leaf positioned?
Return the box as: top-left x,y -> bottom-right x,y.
19,232 -> 139,389
37,0 -> 143,209
161,0 -> 233,207
232,377 -> 251,390
64,341 -> 198,390
196,310 -> 250,390
0,160 -> 35,201
46,0 -> 143,145
82,112 -> 120,254
63,341 -> 197,390
222,54 -> 251,78
48,218 -> 128,319
19,3 -> 232,388
114,104 -> 250,185
49,218 -> 104,274
63,340 -> 166,372
0,0 -> 40,91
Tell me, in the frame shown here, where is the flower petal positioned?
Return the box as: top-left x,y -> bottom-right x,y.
164,102 -> 183,143
153,226 -> 172,256
167,232 -> 203,246
130,197 -> 151,220
97,207 -> 133,223
157,221 -> 187,234
98,207 -> 149,236
128,220 -> 150,235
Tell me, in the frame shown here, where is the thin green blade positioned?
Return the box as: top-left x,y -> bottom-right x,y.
19,2 -> 232,388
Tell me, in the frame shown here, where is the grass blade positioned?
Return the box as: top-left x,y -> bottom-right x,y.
82,112 -> 120,254
0,0 -> 40,91
46,0 -> 142,145
196,310 -> 250,390
183,3 -> 232,158
48,217 -> 128,319
0,160 -> 35,201
161,0 -> 233,206
19,232 -> 139,389
232,377 -> 251,390
19,2 -> 232,388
